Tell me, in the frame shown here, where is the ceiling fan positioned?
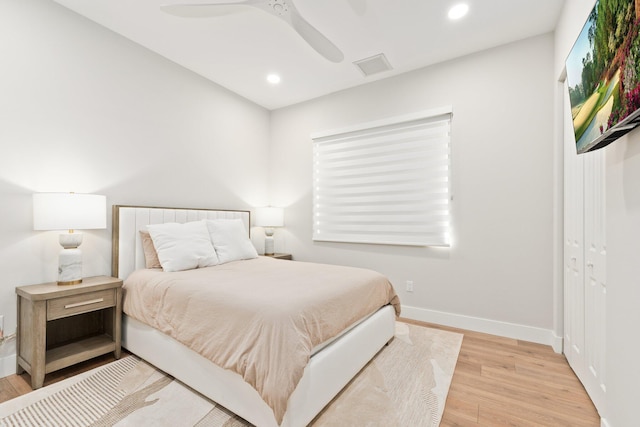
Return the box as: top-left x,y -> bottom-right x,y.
161,0 -> 345,63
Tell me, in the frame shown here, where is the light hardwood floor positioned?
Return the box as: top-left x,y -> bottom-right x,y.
0,321 -> 600,426
401,319 -> 601,426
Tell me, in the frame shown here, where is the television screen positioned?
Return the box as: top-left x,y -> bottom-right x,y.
566,0 -> 640,154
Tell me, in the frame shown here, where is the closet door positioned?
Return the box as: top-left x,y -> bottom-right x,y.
563,85 -> 606,416
563,95 -> 585,381
582,151 -> 607,412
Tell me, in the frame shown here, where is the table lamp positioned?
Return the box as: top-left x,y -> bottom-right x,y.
255,207 -> 284,255
33,193 -> 107,285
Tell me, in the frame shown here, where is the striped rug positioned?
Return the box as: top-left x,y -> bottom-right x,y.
0,322 -> 462,426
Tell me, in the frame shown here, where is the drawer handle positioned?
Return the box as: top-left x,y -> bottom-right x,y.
64,298 -> 104,309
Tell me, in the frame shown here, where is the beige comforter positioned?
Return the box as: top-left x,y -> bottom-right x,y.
123,257 -> 400,424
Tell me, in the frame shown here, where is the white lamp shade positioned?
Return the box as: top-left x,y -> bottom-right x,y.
33,193 -> 107,231
255,207 -> 284,227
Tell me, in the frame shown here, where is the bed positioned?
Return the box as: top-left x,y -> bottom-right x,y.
112,205 -> 399,427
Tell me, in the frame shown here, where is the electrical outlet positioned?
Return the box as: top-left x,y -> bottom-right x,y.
0,315 -> 4,339
406,281 -> 414,292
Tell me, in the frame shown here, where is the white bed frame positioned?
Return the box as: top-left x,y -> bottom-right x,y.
112,205 -> 396,427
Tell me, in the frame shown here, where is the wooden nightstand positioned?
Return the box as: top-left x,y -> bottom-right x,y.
264,253 -> 293,260
15,275 -> 123,389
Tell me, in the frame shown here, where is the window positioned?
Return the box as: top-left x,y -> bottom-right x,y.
311,107 -> 452,247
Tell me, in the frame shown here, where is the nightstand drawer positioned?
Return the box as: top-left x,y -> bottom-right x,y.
47,289 -> 115,321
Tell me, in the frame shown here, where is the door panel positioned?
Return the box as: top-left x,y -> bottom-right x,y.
583,150 -> 607,411
563,94 -> 584,375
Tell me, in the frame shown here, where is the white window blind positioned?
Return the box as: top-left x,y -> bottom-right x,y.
311,107 -> 452,247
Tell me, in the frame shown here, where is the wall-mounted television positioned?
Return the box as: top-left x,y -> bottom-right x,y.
566,0 -> 640,154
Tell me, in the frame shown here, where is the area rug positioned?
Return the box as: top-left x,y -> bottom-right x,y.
0,322 -> 462,427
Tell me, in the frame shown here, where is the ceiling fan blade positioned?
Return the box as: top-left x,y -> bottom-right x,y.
162,0 -> 343,63
161,1 -> 251,18
289,8 -> 344,63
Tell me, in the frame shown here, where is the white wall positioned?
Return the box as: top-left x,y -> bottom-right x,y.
556,1 -> 640,425
269,34 -> 557,343
0,0 -> 270,374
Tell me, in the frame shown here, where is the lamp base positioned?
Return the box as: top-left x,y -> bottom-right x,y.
264,235 -> 275,256
58,234 -> 83,286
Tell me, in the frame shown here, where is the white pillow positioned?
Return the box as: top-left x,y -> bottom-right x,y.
147,221 -> 219,272
206,219 -> 258,264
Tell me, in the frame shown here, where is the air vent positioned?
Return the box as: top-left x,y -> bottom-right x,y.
353,53 -> 392,76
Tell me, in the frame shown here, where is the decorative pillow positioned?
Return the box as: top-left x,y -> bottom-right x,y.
206,219 -> 258,264
139,230 -> 161,269
147,221 -> 219,272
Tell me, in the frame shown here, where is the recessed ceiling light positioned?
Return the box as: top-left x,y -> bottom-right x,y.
448,3 -> 469,20
267,74 -> 281,84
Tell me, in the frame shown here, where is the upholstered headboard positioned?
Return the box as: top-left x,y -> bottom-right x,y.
112,205 -> 251,279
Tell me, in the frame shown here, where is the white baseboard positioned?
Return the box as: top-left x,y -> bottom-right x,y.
0,353 -> 16,379
0,337 -> 17,379
601,418 -> 611,427
401,305 -> 564,352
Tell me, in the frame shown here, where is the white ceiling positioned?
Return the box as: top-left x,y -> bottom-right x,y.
52,0 -> 564,110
